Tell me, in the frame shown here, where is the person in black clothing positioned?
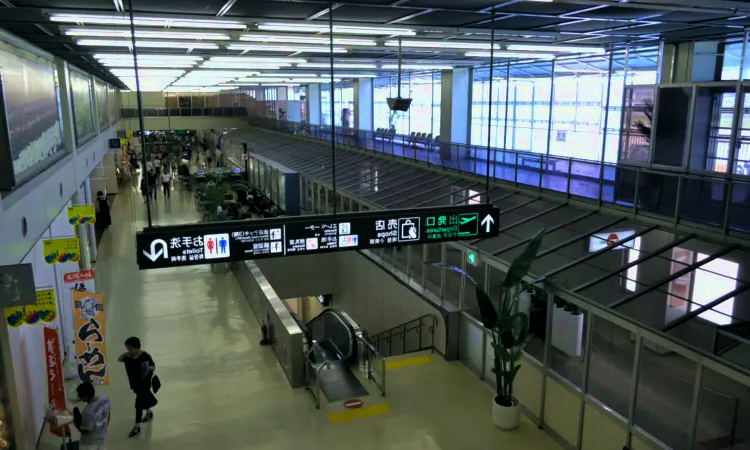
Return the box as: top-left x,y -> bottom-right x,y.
147,170 -> 158,201
118,337 -> 157,437
96,191 -> 111,229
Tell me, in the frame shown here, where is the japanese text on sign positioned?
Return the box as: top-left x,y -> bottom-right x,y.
4,289 -> 57,328
72,291 -> 109,385
42,237 -> 80,265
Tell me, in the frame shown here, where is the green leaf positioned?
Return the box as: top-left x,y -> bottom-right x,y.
508,364 -> 522,384
502,227 -> 546,289
476,286 -> 497,329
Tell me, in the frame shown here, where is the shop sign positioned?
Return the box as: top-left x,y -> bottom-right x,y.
72,291 -> 109,385
63,270 -> 94,284
66,205 -> 96,226
0,263 -> 36,308
135,205 -> 500,270
4,288 -> 56,328
44,327 -> 68,437
42,237 -> 80,265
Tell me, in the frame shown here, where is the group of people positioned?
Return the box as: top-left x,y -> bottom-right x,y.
67,337 -> 158,449
140,154 -> 172,202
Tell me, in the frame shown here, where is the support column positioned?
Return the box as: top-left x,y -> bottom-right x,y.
440,68 -> 472,144
306,84 -> 321,125
276,86 -> 288,121
353,78 -> 373,131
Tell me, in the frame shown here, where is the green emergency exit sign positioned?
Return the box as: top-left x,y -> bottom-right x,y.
467,250 -> 478,267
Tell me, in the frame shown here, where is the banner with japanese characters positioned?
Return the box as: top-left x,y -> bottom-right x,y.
4,288 -> 56,328
66,205 -> 96,226
72,291 -> 109,385
42,237 -> 80,265
44,327 -> 68,437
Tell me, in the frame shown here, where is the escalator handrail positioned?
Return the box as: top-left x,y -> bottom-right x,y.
306,308 -> 357,361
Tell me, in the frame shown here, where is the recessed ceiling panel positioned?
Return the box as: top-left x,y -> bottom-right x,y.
470,16 -> 569,30
404,0 -> 497,9
662,26 -> 738,39
314,5 -> 413,23
10,0 -> 111,8
494,2 -> 592,15
544,20 -> 628,33
227,1 -> 326,19
397,10 -> 487,27
653,11 -> 734,23
572,6 -> 664,20
131,0 -> 226,15
615,23 -> 690,35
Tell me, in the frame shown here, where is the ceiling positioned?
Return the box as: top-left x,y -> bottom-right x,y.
1,0 -> 748,90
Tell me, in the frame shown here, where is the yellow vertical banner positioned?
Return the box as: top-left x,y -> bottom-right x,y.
3,289 -> 57,328
66,205 -> 96,226
42,237 -> 81,265
72,291 -> 109,385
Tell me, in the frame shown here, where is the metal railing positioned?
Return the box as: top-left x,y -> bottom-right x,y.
121,107 -> 248,118
357,334 -> 386,396
248,116 -> 750,237
371,314 -> 436,358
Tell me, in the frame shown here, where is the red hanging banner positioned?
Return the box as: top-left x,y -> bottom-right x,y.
43,327 -> 68,437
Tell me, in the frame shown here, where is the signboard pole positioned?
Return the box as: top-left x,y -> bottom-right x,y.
242,143 -> 249,182
328,2 -> 337,215
485,10 -> 495,205
128,0 -> 153,229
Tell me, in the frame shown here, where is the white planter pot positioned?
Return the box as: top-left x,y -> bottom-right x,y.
551,307 -> 583,357
492,396 -> 519,430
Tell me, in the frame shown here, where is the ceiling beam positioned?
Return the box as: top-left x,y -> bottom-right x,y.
387,9 -> 434,25
306,3 -> 341,20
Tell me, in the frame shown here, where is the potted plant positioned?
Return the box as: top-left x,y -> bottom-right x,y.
475,228 -> 545,430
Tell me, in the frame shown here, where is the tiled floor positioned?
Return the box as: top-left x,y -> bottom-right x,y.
41,181 -> 564,450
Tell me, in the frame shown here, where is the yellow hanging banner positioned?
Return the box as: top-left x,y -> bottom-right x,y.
125,129 -> 133,138
66,205 -> 96,226
42,237 -> 81,265
72,290 -> 109,385
4,289 -> 57,328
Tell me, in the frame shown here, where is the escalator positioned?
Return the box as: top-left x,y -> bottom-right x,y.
301,309 -> 368,403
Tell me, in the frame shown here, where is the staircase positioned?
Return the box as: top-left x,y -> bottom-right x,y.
371,314 -> 436,358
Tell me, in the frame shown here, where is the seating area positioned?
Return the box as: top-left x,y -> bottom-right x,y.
186,170 -> 284,222
374,128 -> 440,149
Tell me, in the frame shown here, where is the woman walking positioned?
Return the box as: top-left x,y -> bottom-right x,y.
117,337 -> 157,437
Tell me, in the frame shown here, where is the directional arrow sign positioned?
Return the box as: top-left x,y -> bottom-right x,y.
143,239 -> 168,262
481,214 -> 495,233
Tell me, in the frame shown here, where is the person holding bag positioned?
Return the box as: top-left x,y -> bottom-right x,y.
117,337 -> 159,438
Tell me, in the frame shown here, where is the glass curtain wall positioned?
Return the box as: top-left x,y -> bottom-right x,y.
373,71 -> 441,135
470,47 -> 659,164
320,81 -> 354,127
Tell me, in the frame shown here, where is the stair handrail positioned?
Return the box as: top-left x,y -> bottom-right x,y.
372,314 -> 435,345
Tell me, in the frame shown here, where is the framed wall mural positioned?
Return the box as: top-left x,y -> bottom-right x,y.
69,70 -> 95,146
0,41 -> 65,189
95,80 -> 108,131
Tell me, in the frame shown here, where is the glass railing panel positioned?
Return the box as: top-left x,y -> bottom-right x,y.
602,165 -> 637,208
679,177 -> 728,228
728,180 -> 750,233
637,171 -> 679,218
634,336 -> 696,450
694,364 -> 747,450
549,306 -> 588,388
542,156 -> 571,194
586,315 -> 636,418
516,153 -> 542,188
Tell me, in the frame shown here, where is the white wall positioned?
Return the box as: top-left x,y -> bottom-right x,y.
119,116 -> 249,133
0,128 -> 118,267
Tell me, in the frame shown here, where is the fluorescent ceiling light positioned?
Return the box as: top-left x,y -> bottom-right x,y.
258,22 -> 415,36
94,53 -> 203,60
187,71 -> 260,77
381,64 -> 453,70
506,44 -> 605,54
385,39 -> 495,50
164,87 -> 234,92
51,14 -> 245,29
255,73 -> 319,77
240,34 -> 375,46
109,69 -> 185,77
100,60 -> 197,68
334,73 -> 377,78
209,56 -> 307,63
66,29 -> 230,40
298,63 -> 377,69
465,51 -> 555,59
233,77 -> 299,82
289,78 -> 340,83
202,63 -> 287,70
227,44 -> 348,53
77,39 -> 219,49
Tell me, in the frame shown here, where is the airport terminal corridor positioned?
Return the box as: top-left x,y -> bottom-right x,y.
39,181 -> 563,450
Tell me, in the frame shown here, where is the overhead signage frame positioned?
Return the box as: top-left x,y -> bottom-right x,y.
135,205 -> 500,270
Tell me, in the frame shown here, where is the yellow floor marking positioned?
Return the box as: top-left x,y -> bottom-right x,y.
384,355 -> 432,371
327,403 -> 392,424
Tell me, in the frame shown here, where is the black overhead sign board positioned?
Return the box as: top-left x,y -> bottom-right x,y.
135,205 -> 500,270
